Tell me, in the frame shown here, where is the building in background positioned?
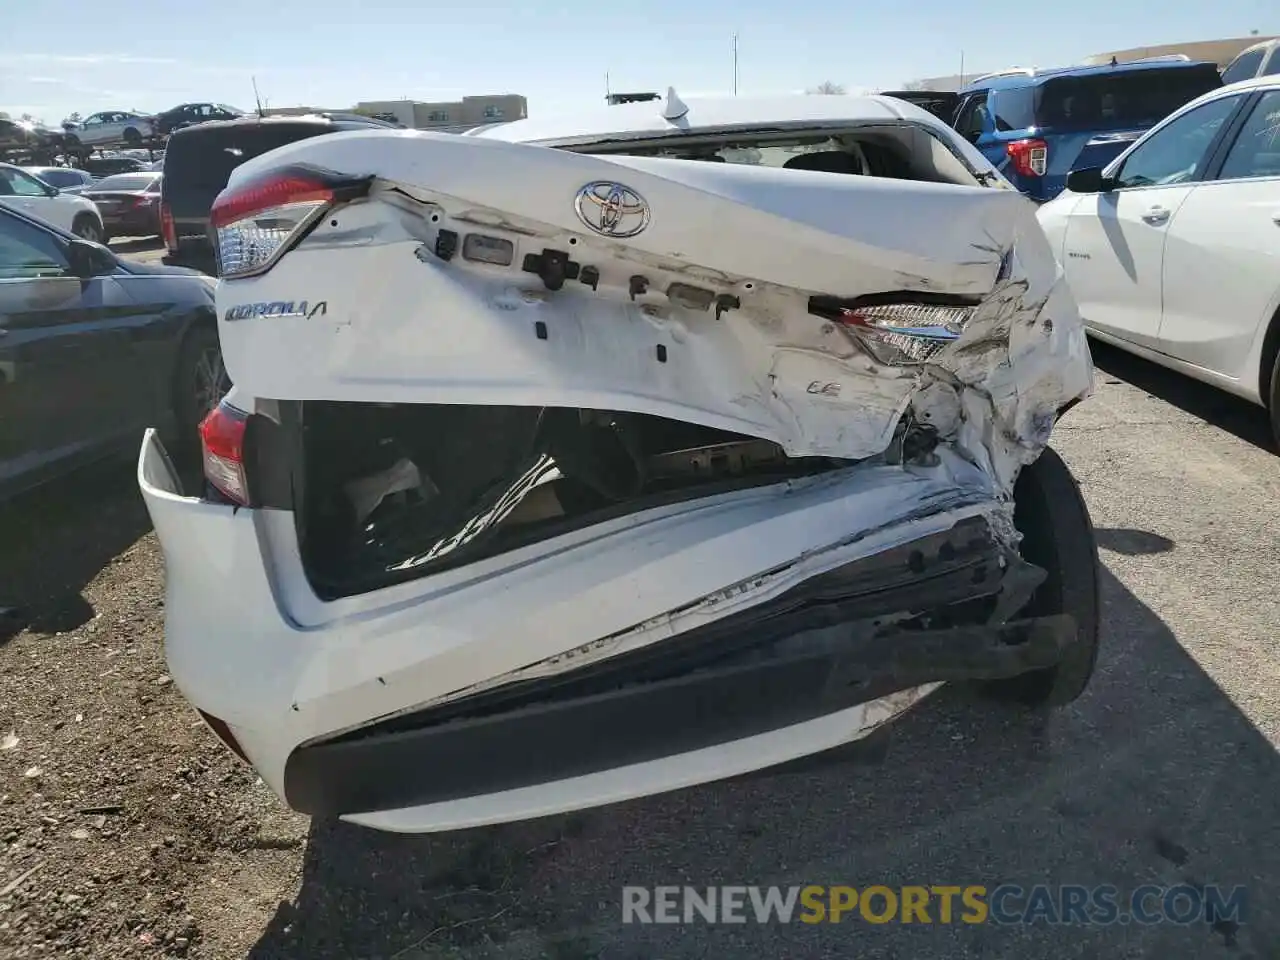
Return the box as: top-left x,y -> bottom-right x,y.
1081,37 -> 1276,69
267,94 -> 528,131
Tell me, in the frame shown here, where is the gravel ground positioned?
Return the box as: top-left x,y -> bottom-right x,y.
1,342 -> 1278,960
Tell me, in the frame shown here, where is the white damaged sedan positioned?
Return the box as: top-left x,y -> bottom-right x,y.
138,90 -> 1097,833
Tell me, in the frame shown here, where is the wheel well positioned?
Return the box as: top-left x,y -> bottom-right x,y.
171,312 -> 219,408
1260,304 -> 1280,409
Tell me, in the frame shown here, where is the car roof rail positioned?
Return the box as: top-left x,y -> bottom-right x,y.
1124,54 -> 1192,64
969,67 -> 1037,84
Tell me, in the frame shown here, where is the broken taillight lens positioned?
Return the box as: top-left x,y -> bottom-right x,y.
839,303 -> 975,366
210,164 -> 373,279
198,400 -> 250,505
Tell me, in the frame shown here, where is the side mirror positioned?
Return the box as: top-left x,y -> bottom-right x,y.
67,238 -> 117,279
1065,167 -> 1113,194
44,185 -> 60,197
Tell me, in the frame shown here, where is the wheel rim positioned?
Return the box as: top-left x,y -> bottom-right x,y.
192,344 -> 230,424
75,221 -> 100,242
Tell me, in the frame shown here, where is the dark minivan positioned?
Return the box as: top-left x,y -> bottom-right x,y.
160,114 -> 396,273
950,58 -> 1223,201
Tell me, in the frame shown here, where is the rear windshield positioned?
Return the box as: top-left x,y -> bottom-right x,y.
994,65 -> 1223,131
92,174 -> 157,191
30,169 -> 84,188
165,123 -> 333,189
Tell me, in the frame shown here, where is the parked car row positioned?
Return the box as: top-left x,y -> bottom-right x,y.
0,162 -> 164,241
0,103 -> 246,165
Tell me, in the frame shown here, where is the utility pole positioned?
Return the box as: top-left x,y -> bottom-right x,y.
959,51 -> 965,88
732,33 -> 739,95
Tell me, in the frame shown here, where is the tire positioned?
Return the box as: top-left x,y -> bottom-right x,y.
172,325 -> 229,448
123,127 -> 142,145
71,215 -> 103,244
1268,348 -> 1280,452
982,447 -> 1101,707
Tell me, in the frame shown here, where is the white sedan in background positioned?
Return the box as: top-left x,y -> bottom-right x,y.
1038,77 -> 1280,445
0,163 -> 106,241
61,111 -> 157,147
23,166 -> 95,195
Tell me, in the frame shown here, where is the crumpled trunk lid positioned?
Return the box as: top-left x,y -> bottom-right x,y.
214,132 -> 1092,484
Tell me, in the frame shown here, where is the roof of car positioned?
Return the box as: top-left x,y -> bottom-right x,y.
961,58 -> 1220,93
471,92 -> 930,146
167,114 -> 382,136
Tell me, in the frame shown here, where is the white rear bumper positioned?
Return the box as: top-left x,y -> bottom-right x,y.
140,429 -> 1008,832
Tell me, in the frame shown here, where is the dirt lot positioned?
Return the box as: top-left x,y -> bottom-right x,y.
2,343 -> 1279,960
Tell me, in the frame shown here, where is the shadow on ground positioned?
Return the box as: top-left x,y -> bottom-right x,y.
246,569 -> 1280,960
0,460 -> 150,642
1095,527 -> 1175,556
108,236 -> 164,255
1090,340 -> 1276,455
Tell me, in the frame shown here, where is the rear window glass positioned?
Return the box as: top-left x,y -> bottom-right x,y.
1032,66 -> 1223,130
30,169 -> 84,188
165,123 -> 333,189
991,88 -> 1036,130
1222,49 -> 1265,85
92,174 -> 157,191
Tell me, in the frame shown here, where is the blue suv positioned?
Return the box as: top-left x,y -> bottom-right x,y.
951,59 -> 1223,201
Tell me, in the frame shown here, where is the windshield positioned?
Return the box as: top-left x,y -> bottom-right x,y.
1016,66 -> 1223,131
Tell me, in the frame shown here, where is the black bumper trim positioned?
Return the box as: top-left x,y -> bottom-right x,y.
285,614 -> 1074,816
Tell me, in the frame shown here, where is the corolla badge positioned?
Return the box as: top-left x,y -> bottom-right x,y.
223,300 -> 328,322
574,181 -> 650,238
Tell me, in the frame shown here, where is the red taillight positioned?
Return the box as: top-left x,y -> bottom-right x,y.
160,201 -> 177,251
209,164 -> 372,279
209,173 -> 337,230
198,401 -> 249,505
1006,139 -> 1048,178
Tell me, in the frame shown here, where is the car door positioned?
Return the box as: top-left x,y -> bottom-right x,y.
1056,93 -> 1244,349
1158,89 -> 1280,387
80,113 -> 107,145
0,208 -> 131,489
0,166 -> 72,231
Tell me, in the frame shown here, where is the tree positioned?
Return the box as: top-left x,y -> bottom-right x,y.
66,112 -> 82,124
899,80 -> 927,91
807,81 -> 846,95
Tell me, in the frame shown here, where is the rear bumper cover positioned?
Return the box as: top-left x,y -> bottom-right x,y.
138,428 -> 1068,832
283,518 -> 1076,817
287,614 -> 1073,817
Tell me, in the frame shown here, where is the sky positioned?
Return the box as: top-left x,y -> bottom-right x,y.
2,1 -> 1276,124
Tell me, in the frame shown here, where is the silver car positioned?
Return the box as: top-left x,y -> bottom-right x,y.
61,111 -> 157,148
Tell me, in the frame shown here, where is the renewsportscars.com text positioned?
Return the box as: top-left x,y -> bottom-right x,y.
621,884 -> 1247,926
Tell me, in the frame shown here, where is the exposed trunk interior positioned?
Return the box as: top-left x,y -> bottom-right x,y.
282,402 -> 855,600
